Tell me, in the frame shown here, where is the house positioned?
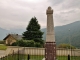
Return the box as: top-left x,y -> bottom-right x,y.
3,34 -> 23,45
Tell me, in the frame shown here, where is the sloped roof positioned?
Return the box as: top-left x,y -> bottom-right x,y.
3,34 -> 23,40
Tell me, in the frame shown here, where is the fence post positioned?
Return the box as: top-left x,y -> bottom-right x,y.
27,54 -> 30,60
68,54 -> 70,60
1,57 -> 2,60
18,48 -> 19,60
0,57 -> 2,60
12,50 -> 14,60
4,56 -> 6,60
6,55 -> 8,60
3,57 -> 4,60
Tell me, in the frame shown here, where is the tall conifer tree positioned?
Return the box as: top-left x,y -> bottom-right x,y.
23,17 -> 43,42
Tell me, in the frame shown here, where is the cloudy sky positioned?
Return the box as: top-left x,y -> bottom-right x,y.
0,0 -> 80,30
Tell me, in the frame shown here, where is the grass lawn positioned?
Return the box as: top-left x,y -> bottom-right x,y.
57,56 -> 80,60
0,44 -> 7,50
2,54 -> 80,60
2,55 -> 44,60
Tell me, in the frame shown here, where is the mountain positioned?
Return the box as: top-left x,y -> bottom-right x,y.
0,21 -> 80,48
41,21 -> 80,48
0,28 -> 9,40
0,28 -> 25,40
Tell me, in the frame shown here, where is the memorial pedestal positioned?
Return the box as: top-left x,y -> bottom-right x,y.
45,42 -> 56,60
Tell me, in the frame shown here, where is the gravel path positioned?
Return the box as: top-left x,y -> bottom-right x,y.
0,50 -> 6,58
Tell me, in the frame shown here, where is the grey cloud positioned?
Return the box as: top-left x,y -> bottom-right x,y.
61,0 -> 80,10
60,8 -> 80,14
49,0 -> 80,11
0,0 -> 50,29
0,0 -> 80,30
54,9 -> 80,26
49,0 -> 64,6
50,0 -> 80,26
0,2 -> 31,29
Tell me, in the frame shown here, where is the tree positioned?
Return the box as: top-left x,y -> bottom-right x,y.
22,17 -> 43,43
57,43 -> 76,49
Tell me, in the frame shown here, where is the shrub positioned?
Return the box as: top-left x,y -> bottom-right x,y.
11,42 -> 17,46
17,40 -> 26,47
35,42 -> 42,47
57,43 -> 76,49
11,39 -> 44,47
34,38 -> 44,44
26,40 -> 35,47
0,40 -> 4,44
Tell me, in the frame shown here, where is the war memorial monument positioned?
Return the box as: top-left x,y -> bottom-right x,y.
45,6 -> 56,60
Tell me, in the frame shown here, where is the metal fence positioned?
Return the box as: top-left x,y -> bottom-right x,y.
0,48 -> 80,60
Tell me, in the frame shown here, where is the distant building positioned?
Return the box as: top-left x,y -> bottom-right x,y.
3,34 -> 23,45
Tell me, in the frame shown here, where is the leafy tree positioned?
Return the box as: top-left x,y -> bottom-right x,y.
22,17 -> 43,43
11,42 -> 17,46
35,42 -> 41,47
26,40 -> 35,47
0,40 -> 4,44
57,43 -> 76,49
11,40 -> 44,47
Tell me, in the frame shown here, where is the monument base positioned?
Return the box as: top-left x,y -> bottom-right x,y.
45,42 -> 56,60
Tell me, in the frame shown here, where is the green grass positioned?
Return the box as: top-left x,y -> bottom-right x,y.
0,44 -> 7,50
57,56 -> 80,60
2,55 -> 44,60
1,54 -> 80,60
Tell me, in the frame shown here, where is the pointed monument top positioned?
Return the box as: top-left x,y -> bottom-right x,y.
48,6 -> 51,10
46,6 -> 53,14
46,6 -> 55,42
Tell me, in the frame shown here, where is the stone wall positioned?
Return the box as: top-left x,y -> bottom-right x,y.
57,48 -> 80,56
7,46 -> 80,56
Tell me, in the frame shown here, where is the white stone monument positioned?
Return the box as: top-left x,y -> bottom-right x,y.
45,6 -> 56,60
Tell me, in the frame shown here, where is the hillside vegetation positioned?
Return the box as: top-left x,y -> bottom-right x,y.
0,21 -> 80,48
41,21 -> 80,48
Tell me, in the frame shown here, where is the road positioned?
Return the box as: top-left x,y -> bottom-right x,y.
0,50 -> 6,58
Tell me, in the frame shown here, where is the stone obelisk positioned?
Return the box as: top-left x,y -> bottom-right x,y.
45,6 -> 56,60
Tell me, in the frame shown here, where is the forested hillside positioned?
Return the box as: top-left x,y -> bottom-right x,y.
41,21 -> 80,48
0,21 -> 80,48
